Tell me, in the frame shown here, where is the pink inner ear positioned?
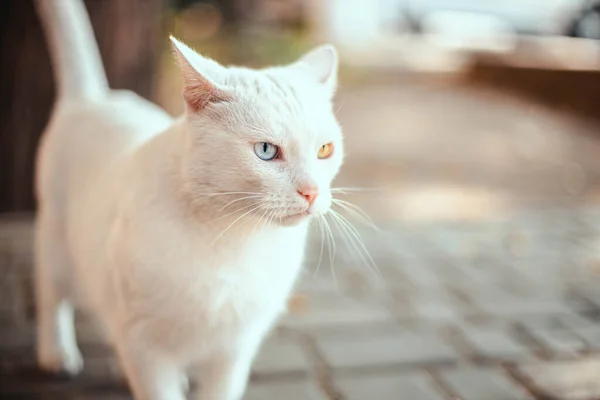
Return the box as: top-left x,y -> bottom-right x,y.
183,77 -> 230,112
171,38 -> 232,112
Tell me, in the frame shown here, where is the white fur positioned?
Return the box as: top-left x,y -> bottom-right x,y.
34,1 -> 343,399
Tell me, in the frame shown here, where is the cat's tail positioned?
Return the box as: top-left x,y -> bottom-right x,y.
35,0 -> 109,101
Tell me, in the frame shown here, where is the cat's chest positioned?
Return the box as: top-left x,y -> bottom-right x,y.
147,225 -> 308,320
199,233 -> 306,312
116,223 -> 309,358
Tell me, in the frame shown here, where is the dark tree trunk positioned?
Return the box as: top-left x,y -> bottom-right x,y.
0,0 -> 166,213
219,0 -> 241,34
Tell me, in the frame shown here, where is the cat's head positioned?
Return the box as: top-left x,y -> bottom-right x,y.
172,37 -> 343,226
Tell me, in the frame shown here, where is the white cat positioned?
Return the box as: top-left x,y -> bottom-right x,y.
33,0 -> 343,399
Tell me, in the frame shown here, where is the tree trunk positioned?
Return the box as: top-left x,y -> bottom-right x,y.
0,0 -> 166,213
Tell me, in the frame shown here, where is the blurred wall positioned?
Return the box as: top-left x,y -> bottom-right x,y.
466,57 -> 600,123
309,0 -> 383,47
0,0 -> 167,213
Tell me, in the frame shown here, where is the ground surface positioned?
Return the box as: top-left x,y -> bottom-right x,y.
2,77 -> 600,399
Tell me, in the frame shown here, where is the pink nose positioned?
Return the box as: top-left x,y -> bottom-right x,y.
298,187 -> 318,206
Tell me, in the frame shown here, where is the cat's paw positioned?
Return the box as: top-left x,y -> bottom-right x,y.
38,345 -> 84,376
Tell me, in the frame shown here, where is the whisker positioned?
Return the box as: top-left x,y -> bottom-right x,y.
265,209 -> 276,228
321,214 -> 338,288
331,187 -> 379,194
338,213 -> 381,279
195,191 -> 262,197
220,195 -> 263,211
206,201 -> 263,225
313,216 -> 326,278
328,210 -> 363,264
243,205 -> 269,252
329,209 -> 381,280
187,191 -> 262,211
211,203 -> 264,245
334,97 -> 346,116
332,199 -> 378,231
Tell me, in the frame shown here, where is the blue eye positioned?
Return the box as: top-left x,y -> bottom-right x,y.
254,142 -> 279,161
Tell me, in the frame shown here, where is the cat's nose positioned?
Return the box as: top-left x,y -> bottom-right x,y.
298,186 -> 319,206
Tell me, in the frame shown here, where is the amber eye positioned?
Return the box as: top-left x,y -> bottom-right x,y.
317,143 -> 334,159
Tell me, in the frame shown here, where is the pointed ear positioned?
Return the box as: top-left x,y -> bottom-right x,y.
290,44 -> 338,97
170,36 -> 233,112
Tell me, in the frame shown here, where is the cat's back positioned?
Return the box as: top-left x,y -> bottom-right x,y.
37,90 -> 173,211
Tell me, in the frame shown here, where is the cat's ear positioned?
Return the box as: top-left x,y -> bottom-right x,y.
170,36 -> 233,112
290,45 -> 338,98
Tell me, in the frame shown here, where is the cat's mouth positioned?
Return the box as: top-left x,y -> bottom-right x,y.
280,210 -> 310,224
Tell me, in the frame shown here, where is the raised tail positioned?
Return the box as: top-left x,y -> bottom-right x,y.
35,0 -> 109,101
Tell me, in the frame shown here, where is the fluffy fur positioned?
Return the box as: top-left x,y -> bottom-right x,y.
33,1 -> 343,399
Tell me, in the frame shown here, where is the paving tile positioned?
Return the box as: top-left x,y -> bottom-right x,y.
519,357 -> 600,400
0,270 -> 28,324
451,259 -> 502,286
244,379 -> 326,400
375,262 -> 412,287
571,327 -> 600,350
81,356 -> 123,381
335,372 -> 445,400
316,332 -> 459,369
440,367 -> 532,400
252,337 -> 311,376
280,294 -> 393,330
426,258 -> 481,286
0,221 -> 33,265
523,327 -> 587,356
423,226 -> 487,259
381,230 -> 440,261
340,268 -> 391,299
293,267 -> 340,295
471,288 -> 574,317
458,325 -> 531,360
410,289 -> 469,321
399,262 -> 443,288
513,313 -> 592,356
565,282 -> 600,314
514,259 -> 572,285
554,312 -> 600,330
303,322 -> 408,339
0,324 -> 35,350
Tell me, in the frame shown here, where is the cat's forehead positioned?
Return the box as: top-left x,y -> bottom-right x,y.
222,68 -> 336,141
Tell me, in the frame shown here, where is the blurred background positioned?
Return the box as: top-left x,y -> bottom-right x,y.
1,0 -> 600,399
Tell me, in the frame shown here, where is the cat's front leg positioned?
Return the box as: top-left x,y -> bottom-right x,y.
198,342 -> 261,400
115,334 -> 186,400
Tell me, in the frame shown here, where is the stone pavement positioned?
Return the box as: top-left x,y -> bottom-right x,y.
2,78 -> 600,399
